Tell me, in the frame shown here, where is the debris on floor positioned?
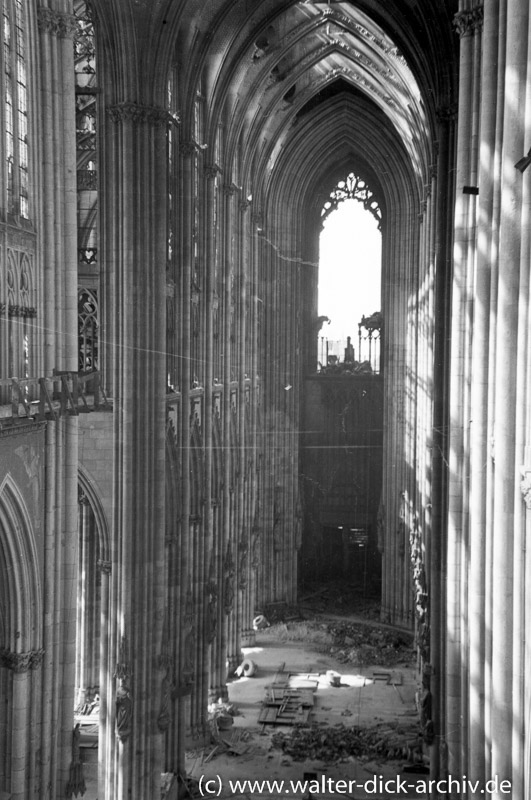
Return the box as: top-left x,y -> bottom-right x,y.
328,622 -> 413,667
177,773 -> 202,798
261,601 -> 303,624
184,609 -> 424,792
271,721 -> 423,764
253,614 -> 270,630
299,579 -> 381,618
235,657 -> 257,677
263,619 -> 413,668
259,662 -> 316,727
160,772 -> 177,799
207,698 -> 240,738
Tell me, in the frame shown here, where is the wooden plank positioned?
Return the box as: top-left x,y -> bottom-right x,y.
258,706 -> 279,724
288,677 -> 319,692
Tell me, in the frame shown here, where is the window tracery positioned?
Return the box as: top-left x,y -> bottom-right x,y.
6,249 -> 35,380
78,287 -> 98,372
321,172 -> 381,228
75,2 -> 99,379
2,0 -> 29,218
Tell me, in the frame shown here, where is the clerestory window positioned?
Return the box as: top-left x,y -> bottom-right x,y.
321,172 -> 381,230
318,174 -> 382,373
2,0 -> 29,218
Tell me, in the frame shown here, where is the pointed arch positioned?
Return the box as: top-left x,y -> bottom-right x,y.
78,465 -> 110,562
0,474 -> 42,653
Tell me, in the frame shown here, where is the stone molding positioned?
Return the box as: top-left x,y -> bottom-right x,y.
223,183 -> 239,197
204,164 -> 222,180
3,226 -> 37,251
453,6 -> 484,37
520,468 -> 531,509
436,104 -> 458,123
179,141 -> 198,157
0,647 -> 45,672
6,305 -> 37,318
106,102 -> 178,128
114,636 -> 133,742
37,6 -> 78,38
0,420 -> 47,438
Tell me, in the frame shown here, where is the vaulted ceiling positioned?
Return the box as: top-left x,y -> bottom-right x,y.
170,0 -> 458,194
93,0 -> 458,219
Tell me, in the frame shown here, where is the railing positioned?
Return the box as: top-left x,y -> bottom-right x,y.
0,370 -> 110,426
317,312 -> 382,375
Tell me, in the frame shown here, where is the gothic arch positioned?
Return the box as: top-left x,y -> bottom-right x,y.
0,475 -> 43,798
78,465 -> 110,562
0,474 -> 42,653
74,468 -> 109,735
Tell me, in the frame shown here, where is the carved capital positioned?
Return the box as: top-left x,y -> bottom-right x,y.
179,141 -> 197,157
114,635 -> 132,682
8,305 -> 37,319
223,183 -> 239,197
251,211 -> 263,226
77,168 -> 97,190
453,6 -> 484,37
115,680 -> 133,742
205,164 -> 221,180
0,647 -> 45,672
106,102 -> 176,127
37,6 -> 78,38
239,200 -> 250,212
97,559 -> 112,574
520,468 -> 531,509
436,104 -> 458,124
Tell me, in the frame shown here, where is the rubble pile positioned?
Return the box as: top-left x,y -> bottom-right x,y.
270,621 -> 335,647
262,602 -> 303,624
265,620 -> 413,667
328,623 -> 413,667
271,721 -> 422,764
300,581 -> 381,618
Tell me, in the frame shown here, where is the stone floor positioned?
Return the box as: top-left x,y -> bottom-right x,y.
185,628 -> 424,799
80,609 -> 425,799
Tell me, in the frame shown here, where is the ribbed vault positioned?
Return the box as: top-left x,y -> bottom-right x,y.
170,0 -> 457,191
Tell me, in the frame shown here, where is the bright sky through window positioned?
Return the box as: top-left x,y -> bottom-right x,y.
318,199 -> 381,350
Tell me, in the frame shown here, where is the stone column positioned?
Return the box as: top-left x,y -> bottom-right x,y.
222,182 -> 238,677
519,11 -> 531,796
491,0 -> 527,790
468,0 -> 498,786
177,141 -> 195,740
0,651 -> 44,800
101,99 -> 168,799
238,200 -> 255,647
447,3 -> 484,777
36,6 -> 80,799
430,102 -> 457,786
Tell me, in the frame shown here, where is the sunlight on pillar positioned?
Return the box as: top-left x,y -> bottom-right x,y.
318,199 -> 381,363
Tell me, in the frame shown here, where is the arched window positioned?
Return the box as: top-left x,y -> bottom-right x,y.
2,0 -> 29,218
321,173 -> 381,229
7,249 -> 35,381
78,287 -> 98,372
318,174 -> 382,373
75,2 -> 99,386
